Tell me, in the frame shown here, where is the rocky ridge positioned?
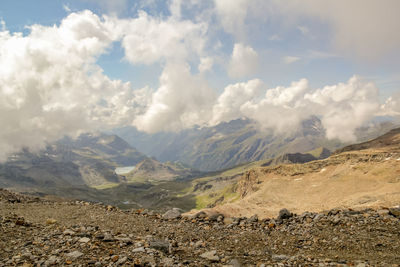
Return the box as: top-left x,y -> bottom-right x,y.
1,189 -> 400,266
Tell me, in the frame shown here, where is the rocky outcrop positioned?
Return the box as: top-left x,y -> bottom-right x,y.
261,152 -> 318,167
237,170 -> 261,198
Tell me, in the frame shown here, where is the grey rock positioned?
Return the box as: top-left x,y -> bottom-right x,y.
277,209 -> 292,220
193,211 -> 207,219
65,250 -> 83,259
162,208 -> 182,219
272,254 -> 290,261
45,256 -> 59,265
79,237 -> 90,243
313,214 -> 324,221
389,208 -> 400,218
116,256 -> 127,265
21,252 -> 33,260
248,214 -> 258,223
63,229 -> 75,235
161,257 -> 174,266
208,212 -> 224,222
103,232 -> 114,242
227,258 -> 241,267
332,215 -> 341,225
132,247 -> 146,253
200,250 -> 220,261
149,240 -> 170,253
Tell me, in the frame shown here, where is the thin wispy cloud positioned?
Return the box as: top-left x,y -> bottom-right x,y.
63,4 -> 71,12
283,56 -> 301,64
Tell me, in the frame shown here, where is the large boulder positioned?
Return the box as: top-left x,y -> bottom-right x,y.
162,208 -> 182,219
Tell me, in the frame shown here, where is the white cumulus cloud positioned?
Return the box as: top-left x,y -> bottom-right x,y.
0,11 -> 132,160
210,79 -> 263,125
113,11 -> 207,65
210,76 -> 384,142
133,61 -> 215,133
228,43 -> 259,79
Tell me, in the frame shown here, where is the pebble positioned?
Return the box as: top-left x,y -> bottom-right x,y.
132,247 -> 146,253
149,240 -> 170,253
79,237 -> 90,243
46,218 -> 57,225
65,251 -> 83,259
200,250 -> 220,261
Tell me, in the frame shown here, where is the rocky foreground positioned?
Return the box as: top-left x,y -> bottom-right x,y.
1,189 -> 400,267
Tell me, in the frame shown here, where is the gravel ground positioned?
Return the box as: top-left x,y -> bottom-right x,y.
1,189 -> 400,266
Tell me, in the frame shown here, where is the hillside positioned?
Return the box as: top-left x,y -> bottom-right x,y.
334,127 -> 400,154
199,127 -> 400,219
125,158 -> 200,182
56,132 -> 146,167
0,132 -> 146,192
113,118 -> 396,171
171,150 -> 328,211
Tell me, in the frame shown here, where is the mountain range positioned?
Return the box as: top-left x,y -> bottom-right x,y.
113,117 -> 396,171
0,118 -> 398,212
0,133 -> 148,190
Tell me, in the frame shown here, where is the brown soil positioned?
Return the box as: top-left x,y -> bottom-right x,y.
212,151 -> 400,219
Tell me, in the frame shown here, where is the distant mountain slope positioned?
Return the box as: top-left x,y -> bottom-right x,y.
56,132 -> 146,166
125,158 -> 200,182
0,133 -> 147,191
113,118 -> 396,171
335,127 -> 400,154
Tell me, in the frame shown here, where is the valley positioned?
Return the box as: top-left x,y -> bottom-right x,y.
1,122 -> 399,215
1,123 -> 400,266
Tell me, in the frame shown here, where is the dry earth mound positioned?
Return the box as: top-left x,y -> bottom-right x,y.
210,128 -> 400,219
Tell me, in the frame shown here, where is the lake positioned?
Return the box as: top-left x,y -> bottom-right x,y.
115,166 -> 136,175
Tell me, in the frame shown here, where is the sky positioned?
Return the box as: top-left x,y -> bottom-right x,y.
0,0 -> 400,160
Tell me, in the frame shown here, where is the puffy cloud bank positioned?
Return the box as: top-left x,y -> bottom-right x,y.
0,9 -> 211,160
0,3 -> 399,161
210,76 -> 383,142
0,11 -> 138,160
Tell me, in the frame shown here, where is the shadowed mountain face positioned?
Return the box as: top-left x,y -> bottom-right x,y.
113,118 -> 396,172
0,133 -> 147,191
